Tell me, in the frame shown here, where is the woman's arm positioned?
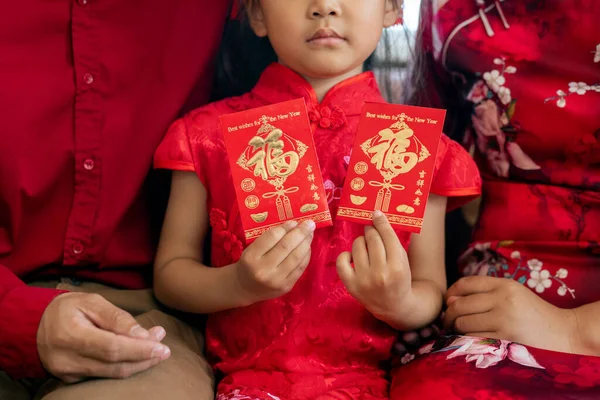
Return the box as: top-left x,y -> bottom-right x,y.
444,275 -> 600,356
571,302 -> 600,356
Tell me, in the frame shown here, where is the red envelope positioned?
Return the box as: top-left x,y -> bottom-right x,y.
337,103 -> 446,233
220,98 -> 332,243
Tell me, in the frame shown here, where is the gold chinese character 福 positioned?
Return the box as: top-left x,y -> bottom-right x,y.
367,127 -> 418,176
246,129 -> 300,181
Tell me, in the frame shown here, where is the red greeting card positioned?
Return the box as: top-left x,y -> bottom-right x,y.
220,98 -> 332,243
337,103 -> 446,233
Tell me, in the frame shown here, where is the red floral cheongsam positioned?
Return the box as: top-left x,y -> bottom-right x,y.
390,1 -> 600,398
154,63 -> 480,399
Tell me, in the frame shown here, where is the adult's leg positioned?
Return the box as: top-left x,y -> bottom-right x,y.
0,372 -> 35,400
40,309 -> 214,400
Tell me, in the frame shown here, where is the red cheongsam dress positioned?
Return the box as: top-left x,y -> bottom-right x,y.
390,1 -> 600,399
155,63 -> 481,400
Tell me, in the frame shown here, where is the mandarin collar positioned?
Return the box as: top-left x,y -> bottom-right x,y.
251,63 -> 386,117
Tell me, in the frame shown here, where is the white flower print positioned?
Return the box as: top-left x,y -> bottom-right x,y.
557,284 -> 576,297
483,70 -> 506,92
556,268 -> 568,279
558,285 -> 568,296
484,249 -> 576,299
497,87 -> 512,105
527,269 -> 553,293
474,242 -> 491,251
527,259 -> 543,271
471,57 -> 517,107
546,48 -> 600,107
401,353 -> 415,364
555,90 -> 567,108
569,82 -> 590,95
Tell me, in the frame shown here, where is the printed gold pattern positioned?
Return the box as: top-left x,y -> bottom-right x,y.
237,116 -> 309,221
245,211 -> 332,240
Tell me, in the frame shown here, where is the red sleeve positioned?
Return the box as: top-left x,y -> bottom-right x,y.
431,135 -> 482,211
154,118 -> 196,173
0,265 -> 66,378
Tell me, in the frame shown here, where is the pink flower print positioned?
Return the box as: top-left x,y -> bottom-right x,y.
467,80 -> 490,104
217,390 -> 281,400
507,343 -> 544,369
418,342 -> 435,355
323,179 -> 341,204
447,337 -> 508,368
447,337 -> 544,369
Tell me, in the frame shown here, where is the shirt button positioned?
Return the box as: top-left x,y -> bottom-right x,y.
72,243 -> 84,255
79,0 -> 88,5
83,73 -> 94,85
83,158 -> 95,171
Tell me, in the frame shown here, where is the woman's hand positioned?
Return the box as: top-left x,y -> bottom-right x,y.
444,276 -> 581,353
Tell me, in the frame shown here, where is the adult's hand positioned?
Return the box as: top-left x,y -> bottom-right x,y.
37,292 -> 171,383
444,276 -> 578,354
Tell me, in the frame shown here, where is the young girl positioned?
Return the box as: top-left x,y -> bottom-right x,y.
153,1 -> 481,398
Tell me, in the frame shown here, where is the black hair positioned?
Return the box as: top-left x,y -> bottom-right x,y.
211,1 -> 401,102
211,5 -> 276,101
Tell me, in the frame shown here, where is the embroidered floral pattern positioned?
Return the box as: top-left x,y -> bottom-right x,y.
593,43 -> 600,63
209,208 -> 244,266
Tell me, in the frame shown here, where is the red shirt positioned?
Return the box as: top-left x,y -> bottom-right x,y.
0,1 -> 230,378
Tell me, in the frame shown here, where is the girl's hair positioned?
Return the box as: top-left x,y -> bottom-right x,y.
211,5 -> 276,101
406,0 -> 471,140
211,1 -> 395,102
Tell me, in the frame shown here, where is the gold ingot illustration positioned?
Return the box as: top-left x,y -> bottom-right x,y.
251,212 -> 268,223
300,203 -> 318,213
396,204 -> 415,214
350,195 -> 367,205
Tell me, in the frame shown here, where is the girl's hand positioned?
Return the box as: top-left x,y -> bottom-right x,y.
336,211 -> 413,324
234,220 -> 315,305
444,276 -> 579,353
